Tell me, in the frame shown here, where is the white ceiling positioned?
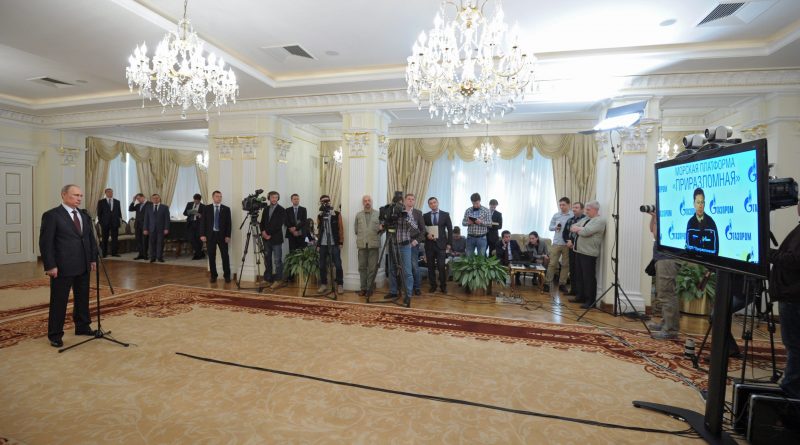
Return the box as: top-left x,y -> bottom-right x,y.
1,0 -> 799,135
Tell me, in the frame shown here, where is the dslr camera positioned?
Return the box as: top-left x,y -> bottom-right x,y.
380,191 -> 406,228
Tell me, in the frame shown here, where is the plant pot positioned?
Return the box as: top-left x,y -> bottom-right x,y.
680,295 -> 711,316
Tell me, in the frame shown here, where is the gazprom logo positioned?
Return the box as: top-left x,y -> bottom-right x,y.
710,194 -> 734,215
747,159 -> 757,182
679,198 -> 694,216
725,220 -> 752,241
744,190 -> 758,213
668,222 -> 685,241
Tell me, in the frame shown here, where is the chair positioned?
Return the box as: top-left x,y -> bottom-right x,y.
118,218 -> 136,253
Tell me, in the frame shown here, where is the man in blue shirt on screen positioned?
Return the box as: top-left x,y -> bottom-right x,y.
685,187 -> 719,255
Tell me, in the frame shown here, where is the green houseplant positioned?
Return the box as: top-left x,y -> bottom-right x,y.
675,262 -> 716,315
284,247 -> 320,284
450,255 -> 509,293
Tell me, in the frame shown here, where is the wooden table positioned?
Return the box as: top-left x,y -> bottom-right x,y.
509,264 -> 546,291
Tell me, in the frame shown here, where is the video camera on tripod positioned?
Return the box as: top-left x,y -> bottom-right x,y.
379,191 -> 407,229
242,189 -> 267,216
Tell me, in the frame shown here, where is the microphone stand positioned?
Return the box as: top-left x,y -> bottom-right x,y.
59,210 -> 129,353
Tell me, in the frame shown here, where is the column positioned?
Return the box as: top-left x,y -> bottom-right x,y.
339,111 -> 391,290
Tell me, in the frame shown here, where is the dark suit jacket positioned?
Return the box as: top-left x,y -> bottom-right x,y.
285,206 -> 308,237
487,210 -> 503,236
202,204 -> 232,238
143,203 -> 170,233
39,206 -> 98,277
495,239 -> 522,265
260,204 -> 286,245
183,201 -> 205,227
423,210 -> 453,250
97,198 -> 122,228
128,200 -> 151,229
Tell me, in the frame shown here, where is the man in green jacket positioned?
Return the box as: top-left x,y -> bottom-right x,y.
570,200 -> 607,309
354,195 -> 382,296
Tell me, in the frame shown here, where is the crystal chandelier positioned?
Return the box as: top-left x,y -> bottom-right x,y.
125,0 -> 238,119
406,0 -> 534,128
332,146 -> 343,165
474,126 -> 500,163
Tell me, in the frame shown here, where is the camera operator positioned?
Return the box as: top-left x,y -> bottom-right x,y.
316,195 -> 344,294
259,191 -> 286,289
354,195 -> 381,296
387,193 -> 426,301
770,202 -> 800,399
646,210 -> 681,340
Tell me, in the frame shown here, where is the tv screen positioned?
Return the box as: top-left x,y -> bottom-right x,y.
655,139 -> 770,278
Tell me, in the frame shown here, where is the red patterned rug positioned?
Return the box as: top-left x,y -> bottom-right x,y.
0,284 -> 784,390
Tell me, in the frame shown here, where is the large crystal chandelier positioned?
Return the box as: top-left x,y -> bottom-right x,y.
126,0 -> 238,119
406,0 -> 534,128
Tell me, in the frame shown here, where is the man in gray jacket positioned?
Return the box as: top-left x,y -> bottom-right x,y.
569,200 -> 607,309
544,197 -> 573,293
354,195 -> 382,296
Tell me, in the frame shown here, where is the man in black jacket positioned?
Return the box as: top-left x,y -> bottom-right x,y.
496,230 -> 523,286
260,191 -> 286,289
770,202 -> 800,398
128,193 -> 150,259
183,193 -> 205,260
423,197 -> 453,293
97,188 -> 122,257
201,191 -> 232,283
143,193 -> 170,262
284,193 -> 307,280
40,184 -> 98,347
486,199 -> 503,256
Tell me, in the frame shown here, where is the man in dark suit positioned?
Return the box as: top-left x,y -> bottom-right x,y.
423,197 -> 453,293
96,187 -> 122,257
143,193 -> 170,262
496,230 -> 523,285
40,184 -> 98,348
486,199 -> 503,256
284,193 -> 307,280
201,190 -> 232,283
128,193 -> 150,259
260,191 -> 286,289
183,193 -> 205,260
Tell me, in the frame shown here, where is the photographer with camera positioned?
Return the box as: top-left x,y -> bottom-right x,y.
644,209 -> 682,340
770,202 -> 800,399
354,195 -> 381,296
259,191 -> 286,289
316,195 -> 344,294
386,193 -> 426,302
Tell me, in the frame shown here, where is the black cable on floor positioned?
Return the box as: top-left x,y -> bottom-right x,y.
175,352 -> 699,438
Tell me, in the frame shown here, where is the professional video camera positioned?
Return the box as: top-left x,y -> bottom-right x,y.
379,191 -> 406,228
242,189 -> 267,214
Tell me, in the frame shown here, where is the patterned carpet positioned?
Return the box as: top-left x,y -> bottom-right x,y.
0,284 -> 785,444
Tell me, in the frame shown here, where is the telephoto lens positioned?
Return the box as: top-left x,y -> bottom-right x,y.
639,205 -> 656,213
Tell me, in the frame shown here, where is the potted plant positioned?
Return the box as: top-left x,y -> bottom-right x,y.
675,262 -> 716,316
450,254 -> 509,294
284,247 -> 320,287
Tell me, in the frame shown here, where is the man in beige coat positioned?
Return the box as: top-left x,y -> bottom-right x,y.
354,195 -> 382,296
570,201 -> 607,309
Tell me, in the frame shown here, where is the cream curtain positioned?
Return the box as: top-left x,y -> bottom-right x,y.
196,165 -> 209,203
388,133 -> 597,206
320,141 -> 342,209
86,137 -> 202,208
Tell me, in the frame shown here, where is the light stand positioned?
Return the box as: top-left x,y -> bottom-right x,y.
59,211 -> 129,353
576,132 -> 650,334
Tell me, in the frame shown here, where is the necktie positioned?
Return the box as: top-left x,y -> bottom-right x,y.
108,198 -> 112,211
72,210 -> 81,234
507,243 -> 511,260
155,204 -> 159,214
433,212 -> 438,225
294,207 -> 298,220
214,206 -> 220,231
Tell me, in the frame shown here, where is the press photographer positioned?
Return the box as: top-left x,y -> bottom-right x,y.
316,195 -> 344,295
770,201 -> 800,399
386,193 -> 425,303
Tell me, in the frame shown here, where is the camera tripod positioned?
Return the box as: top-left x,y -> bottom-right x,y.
236,212 -> 266,291
303,210 -> 340,300
365,227 -> 411,308
59,210 -> 129,353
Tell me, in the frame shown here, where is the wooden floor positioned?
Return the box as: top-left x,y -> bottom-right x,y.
0,258 -> 723,336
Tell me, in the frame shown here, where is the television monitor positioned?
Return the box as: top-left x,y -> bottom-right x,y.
655,138 -> 770,278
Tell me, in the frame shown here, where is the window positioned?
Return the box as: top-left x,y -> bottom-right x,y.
170,164 -> 200,220
105,153 -> 139,221
426,151 -> 557,237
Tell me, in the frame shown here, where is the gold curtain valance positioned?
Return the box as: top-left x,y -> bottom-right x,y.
391,133 -> 584,162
